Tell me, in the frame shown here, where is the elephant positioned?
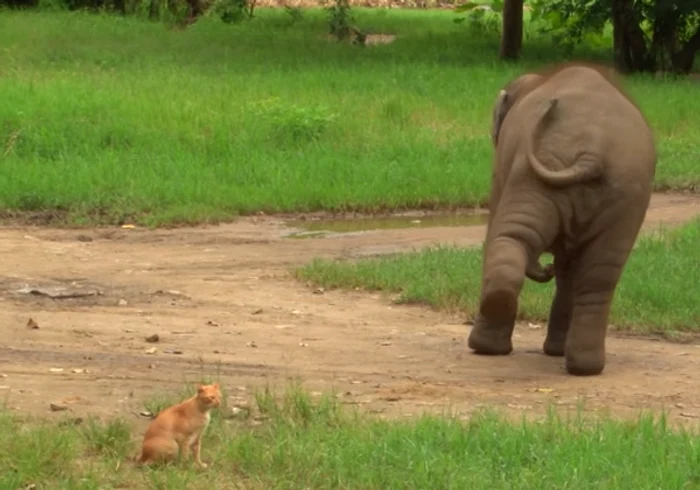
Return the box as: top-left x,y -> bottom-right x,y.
467,63 -> 657,376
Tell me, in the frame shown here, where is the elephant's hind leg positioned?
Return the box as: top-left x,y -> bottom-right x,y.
543,258 -> 574,357
564,244 -> 630,376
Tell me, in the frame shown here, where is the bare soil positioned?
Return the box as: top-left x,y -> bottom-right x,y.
2,192 -> 700,429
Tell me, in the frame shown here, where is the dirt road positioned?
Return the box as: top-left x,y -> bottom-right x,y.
1,192 -> 700,427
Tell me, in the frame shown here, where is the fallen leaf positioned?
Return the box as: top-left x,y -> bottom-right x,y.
535,388 -> 553,393
121,224 -> 136,229
163,349 -> 183,355
246,341 -> 258,348
71,368 -> 86,374
26,318 -> 39,329
379,341 -> 392,346
299,342 -> 309,347
312,288 -> 325,294
49,368 -> 64,373
49,402 -> 68,412
145,347 -> 157,355
206,320 -> 220,326
251,309 -> 263,315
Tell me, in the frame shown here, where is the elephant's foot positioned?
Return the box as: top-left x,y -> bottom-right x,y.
467,311 -> 514,356
467,324 -> 513,355
542,337 -> 565,357
543,325 -> 568,357
564,350 -> 605,376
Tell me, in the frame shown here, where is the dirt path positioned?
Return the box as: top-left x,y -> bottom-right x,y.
1,192 -> 700,429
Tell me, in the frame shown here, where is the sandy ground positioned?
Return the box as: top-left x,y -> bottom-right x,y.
1,192 -> 700,430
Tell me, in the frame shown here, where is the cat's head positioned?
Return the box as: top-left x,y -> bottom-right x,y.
196,383 -> 222,409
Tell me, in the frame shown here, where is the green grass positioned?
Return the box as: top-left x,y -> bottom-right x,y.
3,384 -> 700,489
0,9 -> 699,225
295,218 -> 700,334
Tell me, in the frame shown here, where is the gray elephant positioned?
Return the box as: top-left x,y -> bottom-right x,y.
467,63 -> 657,376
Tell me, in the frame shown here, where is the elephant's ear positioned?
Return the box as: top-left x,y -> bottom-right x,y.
491,89 -> 509,147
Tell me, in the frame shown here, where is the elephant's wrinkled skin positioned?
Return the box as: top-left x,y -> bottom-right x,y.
468,63 -> 657,376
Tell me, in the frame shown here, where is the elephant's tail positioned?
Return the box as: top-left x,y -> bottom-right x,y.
527,97 -> 604,187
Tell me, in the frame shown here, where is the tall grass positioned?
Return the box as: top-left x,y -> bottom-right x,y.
0,9 -> 698,225
2,385 -> 700,489
296,219 -> 700,334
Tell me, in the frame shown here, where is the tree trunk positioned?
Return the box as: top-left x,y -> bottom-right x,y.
499,0 -> 523,60
671,27 -> 700,74
611,0 -> 654,73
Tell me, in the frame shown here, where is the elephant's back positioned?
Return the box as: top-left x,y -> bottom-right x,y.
513,69 -> 656,181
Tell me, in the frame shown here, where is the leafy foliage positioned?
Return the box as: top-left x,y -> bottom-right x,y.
528,0 -> 700,73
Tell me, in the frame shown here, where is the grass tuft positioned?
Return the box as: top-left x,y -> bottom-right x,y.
295,219 -> 700,334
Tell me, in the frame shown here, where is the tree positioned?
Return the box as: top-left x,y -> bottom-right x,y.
500,0 -> 524,60
532,0 -> 700,74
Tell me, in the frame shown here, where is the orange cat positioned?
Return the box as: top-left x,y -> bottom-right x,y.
137,383 -> 222,468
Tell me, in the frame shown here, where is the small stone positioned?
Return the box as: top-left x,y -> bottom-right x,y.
145,334 -> 160,343
139,411 -> 154,418
313,288 -> 325,294
148,363 -> 156,369
379,341 -> 392,346
206,320 -> 220,326
50,402 -> 68,412
145,347 -> 157,355
118,299 -> 128,306
251,309 -> 263,315
528,322 -> 543,330
71,368 -> 86,374
291,310 -> 302,315
49,368 -> 64,373
675,403 -> 685,409
246,341 -> 258,348
163,349 -> 183,355
26,318 -> 39,329
299,342 -> 309,347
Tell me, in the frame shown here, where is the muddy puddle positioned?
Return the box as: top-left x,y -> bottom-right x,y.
284,212 -> 488,238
